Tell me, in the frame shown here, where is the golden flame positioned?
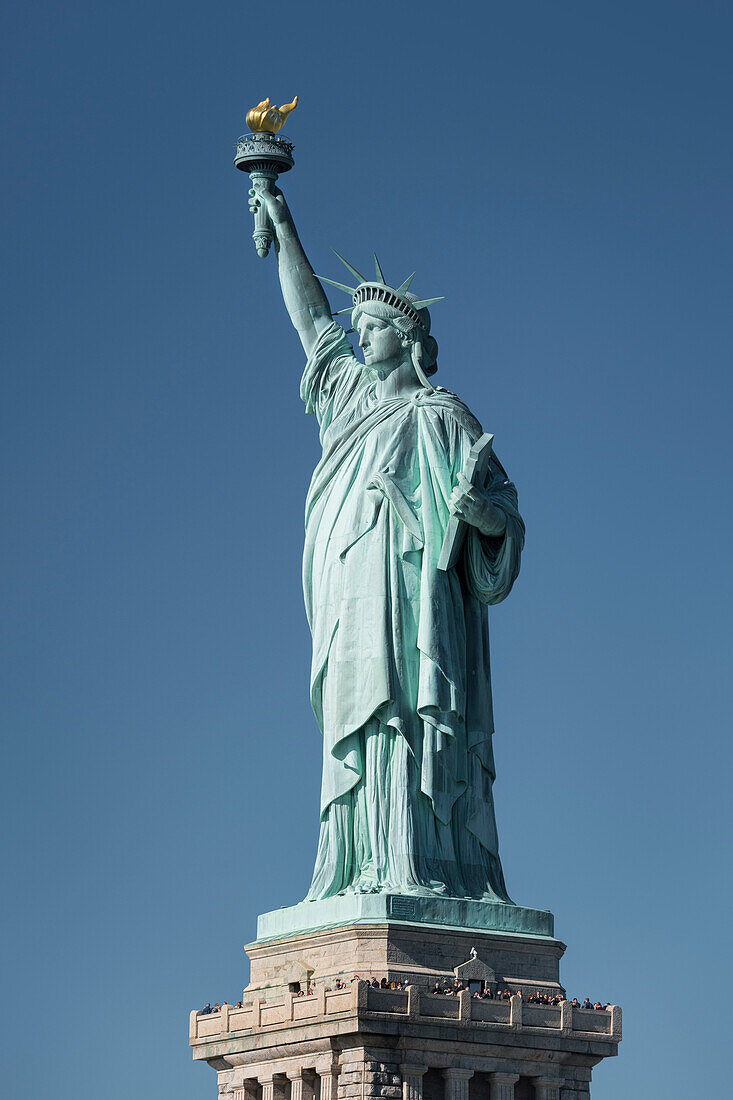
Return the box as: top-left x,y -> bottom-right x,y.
246,96 -> 298,134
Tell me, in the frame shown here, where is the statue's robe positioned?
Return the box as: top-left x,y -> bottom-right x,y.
301,324 -> 524,900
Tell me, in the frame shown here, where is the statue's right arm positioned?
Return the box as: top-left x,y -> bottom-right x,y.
251,182 -> 333,358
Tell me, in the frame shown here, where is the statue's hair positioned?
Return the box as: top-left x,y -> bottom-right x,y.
352,297 -> 439,377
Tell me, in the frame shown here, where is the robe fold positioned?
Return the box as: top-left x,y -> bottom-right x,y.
300,323 -> 524,900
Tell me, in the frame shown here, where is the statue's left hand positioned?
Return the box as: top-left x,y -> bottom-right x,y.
449,473 -> 506,537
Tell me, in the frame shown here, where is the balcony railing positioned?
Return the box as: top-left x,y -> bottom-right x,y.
190,984 -> 621,1044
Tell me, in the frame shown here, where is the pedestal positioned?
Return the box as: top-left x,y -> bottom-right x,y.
189,920 -> 621,1100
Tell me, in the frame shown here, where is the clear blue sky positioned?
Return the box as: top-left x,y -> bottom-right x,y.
2,2 -> 731,1097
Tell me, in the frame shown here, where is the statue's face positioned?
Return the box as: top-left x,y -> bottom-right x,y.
356,314 -> 405,375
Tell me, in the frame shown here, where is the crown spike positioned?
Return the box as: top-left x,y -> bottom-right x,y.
410,296 -> 445,309
332,306 -> 353,316
396,272 -> 416,293
331,249 -> 368,285
373,253 -> 386,284
315,275 -> 358,296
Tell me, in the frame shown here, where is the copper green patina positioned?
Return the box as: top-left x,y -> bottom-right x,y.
247,179 -> 552,940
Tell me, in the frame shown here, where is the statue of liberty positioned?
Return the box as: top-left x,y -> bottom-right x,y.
250,182 -> 525,905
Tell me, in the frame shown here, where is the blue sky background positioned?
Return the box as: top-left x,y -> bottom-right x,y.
2,2 -> 732,1097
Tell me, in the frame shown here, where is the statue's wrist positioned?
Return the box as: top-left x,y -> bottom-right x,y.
274,217 -> 297,242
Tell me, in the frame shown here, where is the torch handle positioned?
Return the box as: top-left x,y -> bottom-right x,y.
248,167 -> 279,258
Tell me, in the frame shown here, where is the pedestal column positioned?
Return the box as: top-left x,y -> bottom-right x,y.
533,1079 -> 560,1100
317,1066 -> 340,1100
443,1068 -> 473,1100
258,1076 -> 287,1100
400,1064 -> 428,1100
287,1071 -> 315,1100
489,1074 -> 519,1100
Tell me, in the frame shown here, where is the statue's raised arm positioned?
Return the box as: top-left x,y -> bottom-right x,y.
249,183 -> 333,358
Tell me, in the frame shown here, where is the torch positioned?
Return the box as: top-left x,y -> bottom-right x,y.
234,96 -> 298,258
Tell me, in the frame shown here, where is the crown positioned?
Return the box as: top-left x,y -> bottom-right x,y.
315,252 -> 444,329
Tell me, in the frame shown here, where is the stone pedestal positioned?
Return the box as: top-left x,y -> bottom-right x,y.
190,920 -> 620,1100
244,917 -> 566,1002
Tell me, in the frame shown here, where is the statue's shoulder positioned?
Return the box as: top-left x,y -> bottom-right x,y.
417,386 -> 483,439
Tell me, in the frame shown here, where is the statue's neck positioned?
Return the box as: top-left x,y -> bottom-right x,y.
373,357 -> 421,401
